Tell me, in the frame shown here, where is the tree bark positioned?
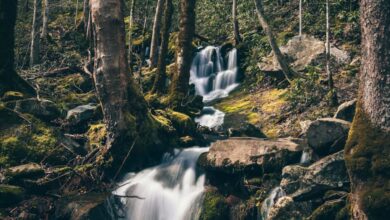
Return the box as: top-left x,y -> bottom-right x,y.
299,0 -> 302,36
30,0 -> 42,66
0,0 -> 36,96
128,0 -> 135,75
254,0 -> 294,82
90,0 -> 154,166
169,0 -> 196,109
149,0 -> 165,69
345,1 -> 390,219
232,0 -> 241,45
152,0 -> 173,93
41,0 -> 49,38
82,0 -> 89,32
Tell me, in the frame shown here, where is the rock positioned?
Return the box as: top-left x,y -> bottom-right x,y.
200,137 -> 304,174
54,193 -> 111,220
0,184 -> 25,207
166,110 -> 196,135
281,151 -> 349,200
227,123 -> 267,138
199,187 -> 229,220
66,103 -> 100,125
4,163 -> 44,181
333,99 -> 357,122
266,196 -> 311,220
10,98 -> 61,121
1,91 -> 24,101
259,35 -> 350,72
306,118 -> 351,156
310,198 -> 346,220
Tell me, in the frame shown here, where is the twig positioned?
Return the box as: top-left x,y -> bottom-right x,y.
113,139 -> 137,181
112,194 -> 145,200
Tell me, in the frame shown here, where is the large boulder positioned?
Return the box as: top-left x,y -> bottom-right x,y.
306,118 -> 350,156
54,193 -> 112,220
0,184 -> 25,207
281,150 -> 349,200
266,196 -> 312,220
66,103 -> 100,125
199,137 -> 304,174
7,98 -> 61,121
333,99 -> 357,122
310,198 -> 346,220
259,35 -> 350,72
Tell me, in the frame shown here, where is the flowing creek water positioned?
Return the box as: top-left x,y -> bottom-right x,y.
111,46 -> 240,220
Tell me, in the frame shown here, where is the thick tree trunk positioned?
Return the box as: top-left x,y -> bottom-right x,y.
149,0 -> 165,69
30,0 -> 42,66
345,1 -> 390,219
152,0 -> 173,93
0,0 -> 36,96
169,0 -> 196,109
254,0 -> 294,82
41,0 -> 49,38
90,0 -> 155,167
128,0 -> 135,75
232,0 -> 241,45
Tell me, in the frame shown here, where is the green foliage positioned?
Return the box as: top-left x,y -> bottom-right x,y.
200,189 -> 229,220
285,66 -> 325,108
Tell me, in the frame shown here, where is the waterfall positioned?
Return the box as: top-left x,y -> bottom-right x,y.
260,187 -> 286,220
190,46 -> 239,103
113,147 -> 208,220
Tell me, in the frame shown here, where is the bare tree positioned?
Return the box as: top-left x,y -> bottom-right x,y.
254,0 -> 295,82
232,0 -> 241,45
326,0 -> 337,106
152,0 -> 173,93
149,0 -> 165,69
299,0 -> 302,36
128,0 -> 135,75
30,0 -> 42,66
345,1 -> 390,219
169,0 -> 196,109
41,0 -> 49,38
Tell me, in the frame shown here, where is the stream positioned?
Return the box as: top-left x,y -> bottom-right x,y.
112,46 -> 239,220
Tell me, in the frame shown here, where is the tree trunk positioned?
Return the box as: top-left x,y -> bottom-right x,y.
41,0 -> 49,38
82,0 -> 89,32
0,0 -> 36,96
90,0 -> 155,167
326,0 -> 337,106
75,0 -> 79,27
299,0 -> 302,36
30,0 -> 42,66
254,0 -> 294,82
149,0 -> 165,69
169,0 -> 196,109
345,1 -> 390,219
232,0 -> 241,45
128,0 -> 135,75
152,0 -> 173,93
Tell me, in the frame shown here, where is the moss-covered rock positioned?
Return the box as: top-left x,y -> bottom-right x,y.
0,184 -> 25,207
86,123 -> 107,151
200,188 -> 229,220
1,91 -> 24,101
310,199 -> 345,220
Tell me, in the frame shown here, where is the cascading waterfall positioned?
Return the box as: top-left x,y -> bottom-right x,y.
260,187 -> 286,220
113,148 -> 208,220
190,46 -> 239,103
192,46 -> 240,129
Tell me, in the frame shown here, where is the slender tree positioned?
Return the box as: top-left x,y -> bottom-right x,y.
345,1 -> 390,219
128,0 -> 135,75
152,0 -> 173,93
254,0 -> 294,82
75,0 -> 79,26
0,0 -> 35,96
90,0 -> 155,164
232,0 -> 241,45
169,0 -> 196,108
41,0 -> 49,38
326,0 -> 338,106
299,0 -> 302,36
30,0 -> 42,66
149,0 -> 165,69
82,0 -> 89,32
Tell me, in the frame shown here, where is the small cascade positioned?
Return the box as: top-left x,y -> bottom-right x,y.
190,46 -> 239,102
300,148 -> 313,165
113,148 -> 209,220
195,106 -> 225,129
260,187 -> 286,220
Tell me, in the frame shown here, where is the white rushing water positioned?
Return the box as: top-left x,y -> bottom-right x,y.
260,187 -> 286,220
190,46 -> 239,103
114,147 -> 209,220
192,46 -> 240,129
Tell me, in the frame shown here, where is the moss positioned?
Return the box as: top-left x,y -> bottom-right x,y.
1,91 -> 24,101
310,199 -> 345,220
345,101 -> 390,219
87,123 -> 107,150
200,189 -> 229,220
